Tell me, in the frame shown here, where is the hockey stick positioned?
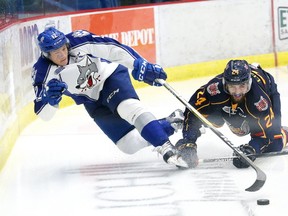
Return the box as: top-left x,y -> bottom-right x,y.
156,79 -> 266,192
200,149 -> 288,163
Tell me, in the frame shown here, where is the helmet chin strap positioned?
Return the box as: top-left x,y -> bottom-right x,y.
42,52 -> 49,58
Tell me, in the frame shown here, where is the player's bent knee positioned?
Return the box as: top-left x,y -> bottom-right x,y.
117,99 -> 147,124
116,129 -> 151,154
117,99 -> 156,130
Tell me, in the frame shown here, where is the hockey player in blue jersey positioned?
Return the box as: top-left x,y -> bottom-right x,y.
175,59 -> 288,168
32,27 -> 188,168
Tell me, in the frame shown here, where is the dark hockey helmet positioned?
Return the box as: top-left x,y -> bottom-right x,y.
37,27 -> 69,53
223,60 -> 252,95
223,60 -> 252,85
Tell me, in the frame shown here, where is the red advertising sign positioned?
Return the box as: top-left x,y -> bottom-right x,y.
71,8 -> 156,62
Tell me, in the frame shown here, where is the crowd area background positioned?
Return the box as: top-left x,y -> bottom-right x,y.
0,0 -> 189,28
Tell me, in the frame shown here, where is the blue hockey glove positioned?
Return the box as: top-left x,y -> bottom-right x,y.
233,144 -> 256,168
42,79 -> 67,106
132,58 -> 167,86
175,139 -> 198,168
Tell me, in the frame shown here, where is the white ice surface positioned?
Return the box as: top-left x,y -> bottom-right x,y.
0,66 -> 288,216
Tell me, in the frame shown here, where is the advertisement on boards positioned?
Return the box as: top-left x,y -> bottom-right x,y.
278,6 -> 288,40
275,0 -> 288,51
71,8 -> 156,63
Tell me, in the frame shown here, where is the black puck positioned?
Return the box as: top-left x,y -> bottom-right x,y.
257,199 -> 270,205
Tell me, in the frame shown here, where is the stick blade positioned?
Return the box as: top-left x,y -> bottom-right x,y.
245,169 -> 266,192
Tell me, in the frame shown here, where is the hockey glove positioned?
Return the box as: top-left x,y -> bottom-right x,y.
42,79 -> 67,106
132,58 -> 167,86
175,139 -> 199,168
226,120 -> 250,137
233,144 -> 256,168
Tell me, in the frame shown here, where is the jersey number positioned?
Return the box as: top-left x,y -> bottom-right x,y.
264,108 -> 274,128
195,91 -> 206,106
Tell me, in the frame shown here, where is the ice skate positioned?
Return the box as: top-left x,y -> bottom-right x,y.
166,109 -> 184,132
175,140 -> 199,168
155,141 -> 188,168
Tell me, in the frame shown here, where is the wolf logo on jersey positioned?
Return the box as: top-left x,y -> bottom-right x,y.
76,57 -> 100,90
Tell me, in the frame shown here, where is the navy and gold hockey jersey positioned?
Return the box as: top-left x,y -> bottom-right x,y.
183,64 -> 282,151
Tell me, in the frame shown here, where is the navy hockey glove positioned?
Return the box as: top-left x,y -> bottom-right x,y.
42,79 -> 67,106
132,58 -> 167,86
233,144 -> 256,168
175,139 -> 199,168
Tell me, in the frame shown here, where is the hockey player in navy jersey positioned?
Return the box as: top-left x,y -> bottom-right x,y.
31,27 -> 188,168
175,59 -> 288,168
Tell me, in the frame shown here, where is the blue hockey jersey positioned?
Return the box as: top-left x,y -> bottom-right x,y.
32,30 -> 142,120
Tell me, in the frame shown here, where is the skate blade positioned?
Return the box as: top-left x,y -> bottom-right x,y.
167,155 -> 189,168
